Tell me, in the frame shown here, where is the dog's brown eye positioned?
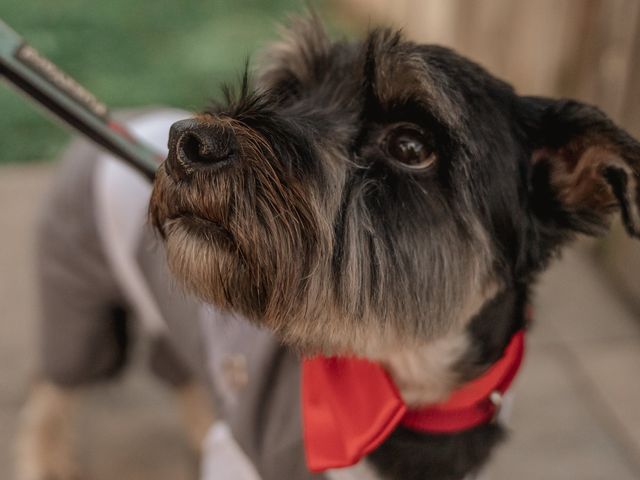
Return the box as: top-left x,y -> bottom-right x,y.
386,127 -> 436,169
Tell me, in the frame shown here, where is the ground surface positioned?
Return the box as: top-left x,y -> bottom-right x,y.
1,162 -> 640,479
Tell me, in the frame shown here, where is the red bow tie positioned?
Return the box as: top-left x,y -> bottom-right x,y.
302,330 -> 525,472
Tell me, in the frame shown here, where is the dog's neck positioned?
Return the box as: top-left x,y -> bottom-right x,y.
382,330 -> 471,406
380,288 -> 524,407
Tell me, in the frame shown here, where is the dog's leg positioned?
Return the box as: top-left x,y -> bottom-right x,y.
148,336 -> 215,453
175,381 -> 216,454
15,381 -> 81,480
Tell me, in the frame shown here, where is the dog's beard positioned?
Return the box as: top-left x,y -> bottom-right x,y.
150,121 -> 495,357
163,217 -> 264,314
149,121 -> 337,349
159,193 -> 330,332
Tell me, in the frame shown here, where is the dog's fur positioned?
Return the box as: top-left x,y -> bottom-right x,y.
149,15 -> 640,480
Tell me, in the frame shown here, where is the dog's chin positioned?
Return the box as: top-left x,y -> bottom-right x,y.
169,215 -> 235,248
162,216 -> 251,308
160,217 -> 370,355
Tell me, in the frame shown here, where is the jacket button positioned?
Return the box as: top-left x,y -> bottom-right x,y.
221,354 -> 249,392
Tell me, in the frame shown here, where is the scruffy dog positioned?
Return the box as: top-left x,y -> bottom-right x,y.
18,15 -> 640,480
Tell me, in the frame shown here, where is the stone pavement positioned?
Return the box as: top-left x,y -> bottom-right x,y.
1,162 -> 639,479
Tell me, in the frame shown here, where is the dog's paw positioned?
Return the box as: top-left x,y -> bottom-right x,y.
14,382 -> 83,480
15,439 -> 83,480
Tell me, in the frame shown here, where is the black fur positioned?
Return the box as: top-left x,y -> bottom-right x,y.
370,423 -> 506,480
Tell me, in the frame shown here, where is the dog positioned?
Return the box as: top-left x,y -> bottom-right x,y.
17,14 -> 640,480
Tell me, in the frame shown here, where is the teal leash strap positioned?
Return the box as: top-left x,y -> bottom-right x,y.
0,18 -> 160,181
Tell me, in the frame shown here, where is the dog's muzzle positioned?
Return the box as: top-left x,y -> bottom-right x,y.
166,118 -> 238,178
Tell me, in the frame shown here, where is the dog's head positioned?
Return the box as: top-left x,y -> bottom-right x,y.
150,16 -> 640,356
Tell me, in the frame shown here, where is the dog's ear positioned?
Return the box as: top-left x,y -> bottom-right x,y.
523,97 -> 640,239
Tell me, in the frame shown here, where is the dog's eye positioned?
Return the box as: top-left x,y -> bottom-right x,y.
385,126 -> 436,169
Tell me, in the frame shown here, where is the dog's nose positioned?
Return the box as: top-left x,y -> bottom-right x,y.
167,119 -> 236,175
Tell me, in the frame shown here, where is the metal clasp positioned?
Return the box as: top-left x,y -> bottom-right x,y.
489,390 -> 503,423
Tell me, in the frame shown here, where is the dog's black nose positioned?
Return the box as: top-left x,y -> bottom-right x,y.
167,119 -> 236,176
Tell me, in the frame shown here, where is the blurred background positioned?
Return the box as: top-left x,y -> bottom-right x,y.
1,0 -> 639,479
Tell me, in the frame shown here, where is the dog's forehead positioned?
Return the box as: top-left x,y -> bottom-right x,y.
303,36 -> 467,130
257,19 -> 517,150
266,29 -> 471,136
360,32 -> 467,133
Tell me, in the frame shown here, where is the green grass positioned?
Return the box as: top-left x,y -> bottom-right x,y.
0,0 -> 329,163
